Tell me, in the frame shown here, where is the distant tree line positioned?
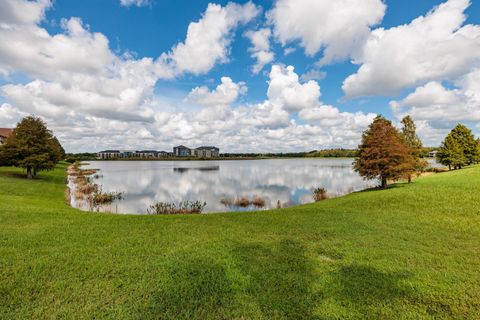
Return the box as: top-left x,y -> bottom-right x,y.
65,153 -> 97,163
309,149 -> 358,158
0,116 -> 65,178
221,151 -> 317,158
223,148 -> 437,159
222,149 -> 359,158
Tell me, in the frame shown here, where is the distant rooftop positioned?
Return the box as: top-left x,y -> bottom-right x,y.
0,128 -> 13,138
98,150 -> 120,153
196,146 -> 219,150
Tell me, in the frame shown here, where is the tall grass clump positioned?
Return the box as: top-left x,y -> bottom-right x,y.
147,200 -> 206,214
313,187 -> 328,202
220,198 -> 233,207
220,196 -> 267,209
68,162 -> 122,212
87,185 -> 123,212
251,196 -> 266,208
234,197 -> 251,208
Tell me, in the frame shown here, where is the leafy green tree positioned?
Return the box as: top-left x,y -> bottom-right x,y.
354,116 -> 415,189
400,115 -> 427,182
450,124 -> 477,164
0,116 -> 64,178
50,136 -> 66,162
474,139 -> 480,164
437,133 -> 466,170
401,116 -> 423,154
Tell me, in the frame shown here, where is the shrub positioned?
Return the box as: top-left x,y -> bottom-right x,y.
424,167 -> 448,173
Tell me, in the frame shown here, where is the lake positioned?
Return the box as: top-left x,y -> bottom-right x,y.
71,158 -> 381,214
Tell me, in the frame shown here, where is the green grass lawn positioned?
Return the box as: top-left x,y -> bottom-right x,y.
1,164 -> 479,319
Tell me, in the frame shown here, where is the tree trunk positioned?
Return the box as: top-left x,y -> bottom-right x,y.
26,166 -> 33,179
381,176 -> 388,189
448,165 -> 451,171
408,175 -> 412,183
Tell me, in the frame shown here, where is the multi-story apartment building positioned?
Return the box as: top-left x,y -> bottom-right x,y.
173,145 -> 220,158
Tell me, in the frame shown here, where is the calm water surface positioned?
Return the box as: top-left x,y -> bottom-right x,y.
76,159 -> 381,214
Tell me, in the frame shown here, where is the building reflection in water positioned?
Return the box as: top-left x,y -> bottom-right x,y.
173,166 -> 220,173
78,159 -> 377,214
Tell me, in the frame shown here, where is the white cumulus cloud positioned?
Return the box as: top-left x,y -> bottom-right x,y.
389,67 -> 480,145
245,28 -> 275,74
390,68 -> 480,123
0,0 -> 51,26
119,0 -> 151,7
0,0 -> 376,152
159,2 -> 260,76
267,65 -> 320,112
187,77 -> 247,107
343,0 -> 480,97
267,0 -> 385,64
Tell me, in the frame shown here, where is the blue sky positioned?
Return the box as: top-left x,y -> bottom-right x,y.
41,0 -> 480,108
1,0 -> 480,152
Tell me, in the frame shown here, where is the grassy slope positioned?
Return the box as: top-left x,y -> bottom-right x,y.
0,164 -> 479,319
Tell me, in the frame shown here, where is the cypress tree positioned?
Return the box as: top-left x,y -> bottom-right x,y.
400,115 -> 427,182
354,116 -> 414,189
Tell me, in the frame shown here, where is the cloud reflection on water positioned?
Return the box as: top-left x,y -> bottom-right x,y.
81,159 -> 377,214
